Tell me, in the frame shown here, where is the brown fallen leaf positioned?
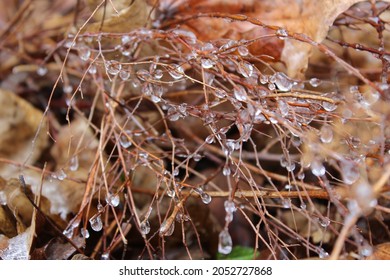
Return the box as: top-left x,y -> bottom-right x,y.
0,89 -> 48,176
366,243 -> 390,260
156,0 -> 390,77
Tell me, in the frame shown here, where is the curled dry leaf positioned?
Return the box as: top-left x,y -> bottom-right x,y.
365,243 -> 390,260
0,89 -> 48,176
157,0 -> 390,77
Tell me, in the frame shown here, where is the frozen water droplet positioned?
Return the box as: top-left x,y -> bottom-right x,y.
193,154 -> 202,162
237,61 -> 253,78
268,82 -> 276,90
341,160 -> 360,185
286,162 -> 296,172
154,69 -> 163,79
201,192 -> 212,204
201,58 -> 214,69
309,78 -> 321,87
318,248 -> 329,259
300,202 -> 307,210
276,28 -> 288,39
63,85 -> 73,94
218,229 -> 233,254
78,46 -> 91,61
233,85 -> 247,101
225,212 -> 234,223
311,159 -> 326,176
119,70 -> 130,81
238,45 -> 249,56
159,219 -> 174,236
168,64 -> 184,80
274,72 -> 293,92
97,203 -> 104,213
0,228 -> 31,259
56,169 -> 67,181
224,200 -> 236,213
121,35 -> 131,44
259,75 -> 268,84
101,252 -> 109,260
0,190 -> 7,205
205,135 -> 214,144
172,29 -> 197,45
119,133 -> 132,148
285,184 -> 293,190
319,217 -> 330,227
222,166 -> 231,176
105,193 -> 120,207
173,167 -> 179,176
106,60 -> 121,75
282,198 -> 291,209
88,64 -> 97,74
166,187 -> 175,198
360,241 -> 373,257
81,228 -> 90,239
291,135 -> 301,147
140,220 -> 150,235
297,172 -> 305,180
278,100 -> 289,116
322,101 -> 337,112
69,155 -> 79,171
280,156 -> 288,168
320,124 -> 333,143
215,88 -> 226,98
37,66 -> 48,76
89,215 -> 103,232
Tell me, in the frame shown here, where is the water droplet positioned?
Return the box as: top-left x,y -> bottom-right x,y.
238,46 -> 249,56
282,198 -> 291,209
172,29 -> 197,45
173,167 -> 179,176
276,28 -> 288,39
201,58 -> 214,69
359,241 -> 373,257
300,202 -> 307,210
168,64 -> 184,80
285,184 -> 293,190
218,229 -> 233,254
140,220 -> 150,235
319,217 -> 330,227
297,172 -> 305,180
55,169 -> 67,181
193,154 -> 202,161
101,252 -> 109,260
119,132 -> 132,148
341,160 -> 360,185
274,72 -> 293,92
105,193 -> 120,207
278,100 -> 289,116
318,248 -> 329,259
119,70 -> 130,81
320,124 -> 333,143
78,46 -> 91,61
205,135 -> 214,144
0,191 -> 7,205
37,66 -> 48,76
233,85 -> 247,101
81,228 -> 90,239
63,85 -> 73,94
89,215 -> 103,232
154,69 -> 163,79
237,61 -> 253,78
259,75 -> 268,84
88,64 -> 97,74
97,203 -> 104,212
106,60 -> 121,75
322,101 -> 337,112
166,187 -> 175,198
311,159 -> 326,176
222,166 -> 231,176
159,219 -> 174,236
268,83 -> 276,90
201,192 -> 212,204
224,200 -> 236,213
309,78 -> 321,87
121,35 -> 131,44
69,155 -> 79,171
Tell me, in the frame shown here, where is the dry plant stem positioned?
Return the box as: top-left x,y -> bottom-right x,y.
373,163 -> 390,194
329,213 -> 359,260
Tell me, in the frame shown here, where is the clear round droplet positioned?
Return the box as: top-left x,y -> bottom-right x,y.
159,219 -> 174,236
205,135 -> 214,144
88,64 -> 97,74
78,46 -> 91,61
238,46 -> 249,56
89,215 -> 103,232
233,85 -> 247,101
224,200 -> 236,213
56,169 -> 67,181
168,64 -> 184,80
318,248 -> 329,259
309,78 -> 321,87
322,101 -> 337,112
319,217 -> 330,228
69,155 -> 79,171
140,220 -> 151,235
311,159 -> 326,176
105,193 -> 120,207
276,28 -> 288,39
237,61 -> 253,78
201,58 -> 214,69
282,198 -> 291,209
274,72 -> 293,92
101,252 -> 109,260
119,133 -> 132,148
218,229 -> 233,255
37,66 -> 48,76
341,160 -> 360,185
201,192 -> 212,204
119,70 -> 130,81
81,228 -> 90,239
222,166 -> 231,176
320,124 -> 333,143
0,191 -> 7,205
106,60 -> 121,75
359,241 -> 373,257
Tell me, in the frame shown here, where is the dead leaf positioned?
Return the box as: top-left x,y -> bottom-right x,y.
366,243 -> 390,260
0,89 -> 48,176
157,0 -> 390,77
